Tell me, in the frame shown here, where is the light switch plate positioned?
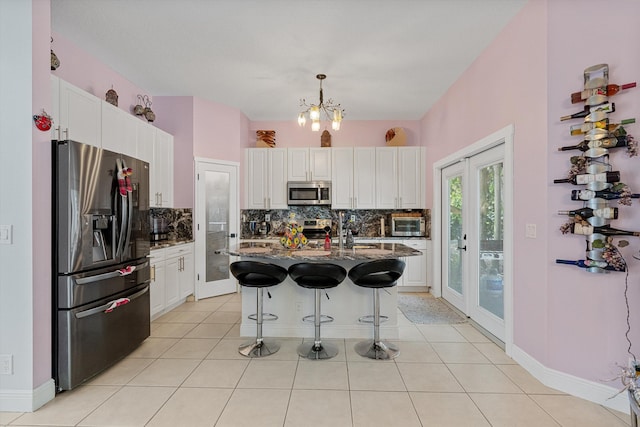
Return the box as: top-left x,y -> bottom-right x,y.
0,354 -> 12,375
525,224 -> 537,238
0,225 -> 12,244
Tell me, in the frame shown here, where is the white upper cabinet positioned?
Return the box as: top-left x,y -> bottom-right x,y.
353,147 -> 377,209
101,101 -> 137,157
135,121 -> 155,164
376,146 -> 424,209
56,78 -> 102,147
246,148 -> 288,209
331,147 -> 376,209
287,147 -> 331,181
151,128 -> 174,208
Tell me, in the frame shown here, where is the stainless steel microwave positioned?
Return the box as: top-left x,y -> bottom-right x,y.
391,216 -> 426,237
287,181 -> 331,205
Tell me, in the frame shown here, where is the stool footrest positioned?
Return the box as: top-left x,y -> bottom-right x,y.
302,314 -> 334,324
247,312 -> 278,321
358,314 -> 388,324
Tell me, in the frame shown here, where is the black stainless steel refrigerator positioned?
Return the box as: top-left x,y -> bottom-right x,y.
52,140 -> 151,391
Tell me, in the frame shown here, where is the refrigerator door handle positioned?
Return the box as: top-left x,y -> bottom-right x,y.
114,158 -> 129,258
122,159 -> 134,254
75,284 -> 150,319
75,260 -> 150,285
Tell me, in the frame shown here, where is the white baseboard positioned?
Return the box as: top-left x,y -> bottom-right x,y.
511,345 -> 630,414
0,378 -> 55,412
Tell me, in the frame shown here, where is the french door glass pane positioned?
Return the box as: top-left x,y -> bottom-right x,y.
447,175 -> 463,294
205,170 -> 230,282
478,162 -> 504,319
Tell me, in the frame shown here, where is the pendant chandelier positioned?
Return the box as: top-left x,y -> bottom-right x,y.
298,74 -> 344,131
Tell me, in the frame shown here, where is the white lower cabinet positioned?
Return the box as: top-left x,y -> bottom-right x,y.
150,243 -> 194,319
400,239 -> 430,290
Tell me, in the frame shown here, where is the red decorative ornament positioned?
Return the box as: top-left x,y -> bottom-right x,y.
33,110 -> 53,131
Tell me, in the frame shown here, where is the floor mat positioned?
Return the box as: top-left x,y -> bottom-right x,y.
398,293 -> 467,324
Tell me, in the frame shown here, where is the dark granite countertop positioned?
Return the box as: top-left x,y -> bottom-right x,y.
226,241 -> 421,261
150,239 -> 194,250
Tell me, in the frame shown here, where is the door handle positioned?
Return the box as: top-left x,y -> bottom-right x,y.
457,234 -> 467,251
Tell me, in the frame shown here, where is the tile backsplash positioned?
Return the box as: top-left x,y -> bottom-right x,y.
241,207 -> 430,239
150,208 -> 193,241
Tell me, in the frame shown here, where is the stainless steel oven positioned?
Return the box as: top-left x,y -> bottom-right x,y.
287,181 -> 331,205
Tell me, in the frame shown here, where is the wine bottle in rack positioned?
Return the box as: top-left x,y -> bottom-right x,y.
558,135 -> 630,152
569,118 -> 635,136
569,223 -> 640,237
557,207 -> 618,219
555,259 -> 616,270
571,189 -> 640,201
560,102 -> 615,121
553,171 -> 620,185
571,82 -> 636,104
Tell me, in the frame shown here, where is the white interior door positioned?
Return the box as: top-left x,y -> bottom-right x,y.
435,125 -> 513,349
195,159 -> 239,300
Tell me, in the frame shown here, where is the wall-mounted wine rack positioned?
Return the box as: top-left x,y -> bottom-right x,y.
555,63 -> 638,273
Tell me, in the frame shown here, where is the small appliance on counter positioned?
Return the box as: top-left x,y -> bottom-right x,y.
151,217 -> 169,241
390,213 -> 426,237
258,221 -> 271,236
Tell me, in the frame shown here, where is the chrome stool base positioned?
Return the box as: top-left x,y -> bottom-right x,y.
354,339 -> 399,360
238,339 -> 280,358
297,341 -> 339,360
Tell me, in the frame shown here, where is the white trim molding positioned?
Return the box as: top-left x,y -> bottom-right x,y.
0,378 -> 55,412
512,345 -> 630,414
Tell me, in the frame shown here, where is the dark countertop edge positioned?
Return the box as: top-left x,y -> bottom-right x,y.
227,241 -> 422,261
150,239 -> 194,250
240,236 -> 430,241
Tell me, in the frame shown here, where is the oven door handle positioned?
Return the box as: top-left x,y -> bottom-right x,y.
75,284 -> 150,319
74,260 -> 149,285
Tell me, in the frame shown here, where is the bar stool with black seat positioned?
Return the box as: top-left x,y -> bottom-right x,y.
288,263 -> 347,360
348,258 -> 405,360
230,261 -> 288,358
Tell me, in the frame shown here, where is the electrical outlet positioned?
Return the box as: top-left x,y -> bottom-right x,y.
350,215 -> 356,222
265,214 -> 270,221
0,354 -> 12,375
295,301 -> 302,313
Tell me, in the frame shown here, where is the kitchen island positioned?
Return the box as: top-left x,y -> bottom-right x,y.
227,241 -> 421,339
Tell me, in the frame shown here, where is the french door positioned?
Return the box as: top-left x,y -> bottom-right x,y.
194,159 -> 239,300
437,126 -> 513,347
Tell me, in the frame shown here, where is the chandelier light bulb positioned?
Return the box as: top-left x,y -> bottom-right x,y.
332,120 -> 340,131
298,113 -> 306,127
310,105 -> 320,121
311,120 -> 320,132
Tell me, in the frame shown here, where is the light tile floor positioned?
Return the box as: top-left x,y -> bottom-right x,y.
1,292 -> 632,427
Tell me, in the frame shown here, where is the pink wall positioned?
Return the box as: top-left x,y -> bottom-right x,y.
545,0 -> 640,380
422,0 -> 640,386
51,32 -> 153,116
422,0 -> 549,363
249,120 -> 421,148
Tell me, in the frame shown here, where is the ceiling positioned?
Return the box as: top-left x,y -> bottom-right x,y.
51,0 -> 527,121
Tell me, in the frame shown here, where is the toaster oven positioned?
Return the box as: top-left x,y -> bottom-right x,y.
391,216 -> 426,237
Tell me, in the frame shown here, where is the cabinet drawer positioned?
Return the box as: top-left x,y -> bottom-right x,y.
165,244 -> 193,259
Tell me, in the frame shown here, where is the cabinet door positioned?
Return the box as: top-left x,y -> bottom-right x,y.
136,121 -> 154,164
268,148 -> 288,209
153,129 -> 174,207
331,147 -> 354,209
401,240 -> 427,287
165,256 -> 180,308
287,148 -> 309,181
150,258 -> 166,318
179,251 -> 195,299
397,147 -> 422,209
58,79 -> 102,147
353,147 -> 376,209
245,149 -> 268,209
375,147 -> 398,209
101,102 -> 137,157
309,148 -> 332,180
